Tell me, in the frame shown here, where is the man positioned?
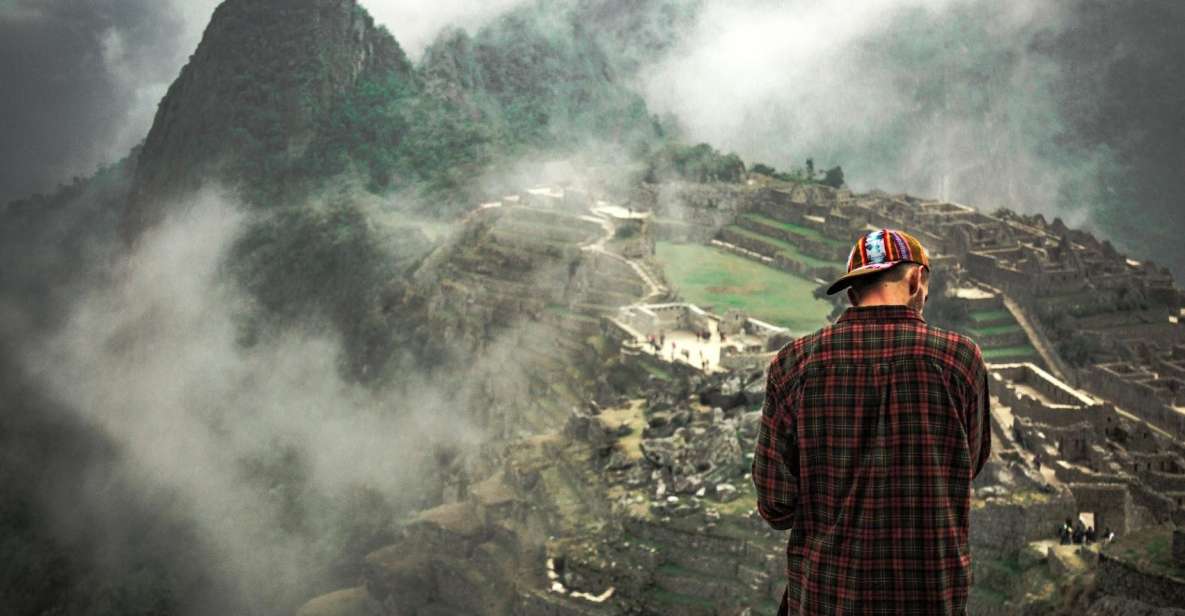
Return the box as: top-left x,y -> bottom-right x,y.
752,229 -> 991,614
1059,518 -> 1073,545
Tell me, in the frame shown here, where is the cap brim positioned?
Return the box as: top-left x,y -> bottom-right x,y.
825,262 -> 900,295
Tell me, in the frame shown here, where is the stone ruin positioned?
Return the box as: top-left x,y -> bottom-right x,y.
606,302 -> 791,374
295,180 -> 1185,615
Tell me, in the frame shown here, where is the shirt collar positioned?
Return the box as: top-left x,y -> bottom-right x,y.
836,304 -> 926,324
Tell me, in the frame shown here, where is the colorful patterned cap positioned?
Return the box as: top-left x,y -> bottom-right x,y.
825,228 -> 930,295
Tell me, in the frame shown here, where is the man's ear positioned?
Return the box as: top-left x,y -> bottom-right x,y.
908,265 -> 922,295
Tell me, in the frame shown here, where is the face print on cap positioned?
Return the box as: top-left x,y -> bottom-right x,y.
865,231 -> 887,264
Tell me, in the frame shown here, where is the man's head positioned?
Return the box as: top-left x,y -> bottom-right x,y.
845,261 -> 929,312
826,229 -> 931,314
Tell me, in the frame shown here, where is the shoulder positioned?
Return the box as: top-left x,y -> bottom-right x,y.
767,325 -> 829,384
920,322 -> 985,385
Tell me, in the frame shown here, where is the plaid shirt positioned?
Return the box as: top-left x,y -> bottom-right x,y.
752,304 -> 991,615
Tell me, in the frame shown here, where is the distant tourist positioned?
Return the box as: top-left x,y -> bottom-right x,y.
1103,527 -> 1115,544
752,229 -> 990,614
1072,520 -> 1085,545
1059,518 -> 1073,545
1086,526 -> 1097,544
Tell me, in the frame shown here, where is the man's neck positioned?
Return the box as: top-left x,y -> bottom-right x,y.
854,296 -> 908,308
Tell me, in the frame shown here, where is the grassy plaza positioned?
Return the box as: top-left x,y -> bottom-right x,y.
655,241 -> 833,335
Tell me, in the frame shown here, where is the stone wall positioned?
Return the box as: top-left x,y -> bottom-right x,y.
970,494 -> 1077,551
716,227 -> 841,281
1068,483 -> 1133,533
1050,463 -> 1125,486
735,214 -> 849,263
992,363 -> 1110,430
615,303 -> 711,338
993,363 -> 1095,407
1142,471 -> 1185,494
719,350 -> 777,373
1088,365 -> 1185,439
1174,529 -> 1185,566
1095,553 -> 1185,609
1128,482 -> 1180,527
965,252 -> 1031,295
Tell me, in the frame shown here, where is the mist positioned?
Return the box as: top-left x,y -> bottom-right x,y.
640,0 -> 1185,277
643,0 -> 1077,208
6,192 -> 493,613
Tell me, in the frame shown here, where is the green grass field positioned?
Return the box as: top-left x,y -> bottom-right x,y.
968,324 -> 1024,336
655,242 -> 833,334
982,345 -> 1039,360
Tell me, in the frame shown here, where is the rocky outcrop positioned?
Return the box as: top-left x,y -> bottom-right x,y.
126,0 -> 413,235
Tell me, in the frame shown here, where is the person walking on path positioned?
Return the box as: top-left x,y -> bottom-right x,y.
752,229 -> 991,615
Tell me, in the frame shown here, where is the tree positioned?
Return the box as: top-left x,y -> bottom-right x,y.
822,165 -> 845,188
751,163 -> 777,176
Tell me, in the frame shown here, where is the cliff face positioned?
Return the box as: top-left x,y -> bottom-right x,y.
126,0 -> 413,235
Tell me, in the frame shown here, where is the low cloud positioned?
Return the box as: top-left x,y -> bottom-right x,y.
640,0 -> 1094,224
366,0 -> 527,58
20,192 -> 483,612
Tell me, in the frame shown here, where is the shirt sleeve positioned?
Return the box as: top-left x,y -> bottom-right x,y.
965,346 -> 992,479
751,352 -> 799,530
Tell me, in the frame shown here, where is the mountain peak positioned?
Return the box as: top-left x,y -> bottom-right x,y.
125,0 -> 412,236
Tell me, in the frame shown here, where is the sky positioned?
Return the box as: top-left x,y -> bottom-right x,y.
1,0 -> 1183,276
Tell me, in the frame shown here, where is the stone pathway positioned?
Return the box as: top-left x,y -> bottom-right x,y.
1001,294 -> 1072,381
580,202 -> 667,302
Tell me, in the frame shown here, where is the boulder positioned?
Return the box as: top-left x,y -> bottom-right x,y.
715,483 -> 739,502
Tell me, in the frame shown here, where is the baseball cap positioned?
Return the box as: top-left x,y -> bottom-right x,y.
825,228 -> 930,295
